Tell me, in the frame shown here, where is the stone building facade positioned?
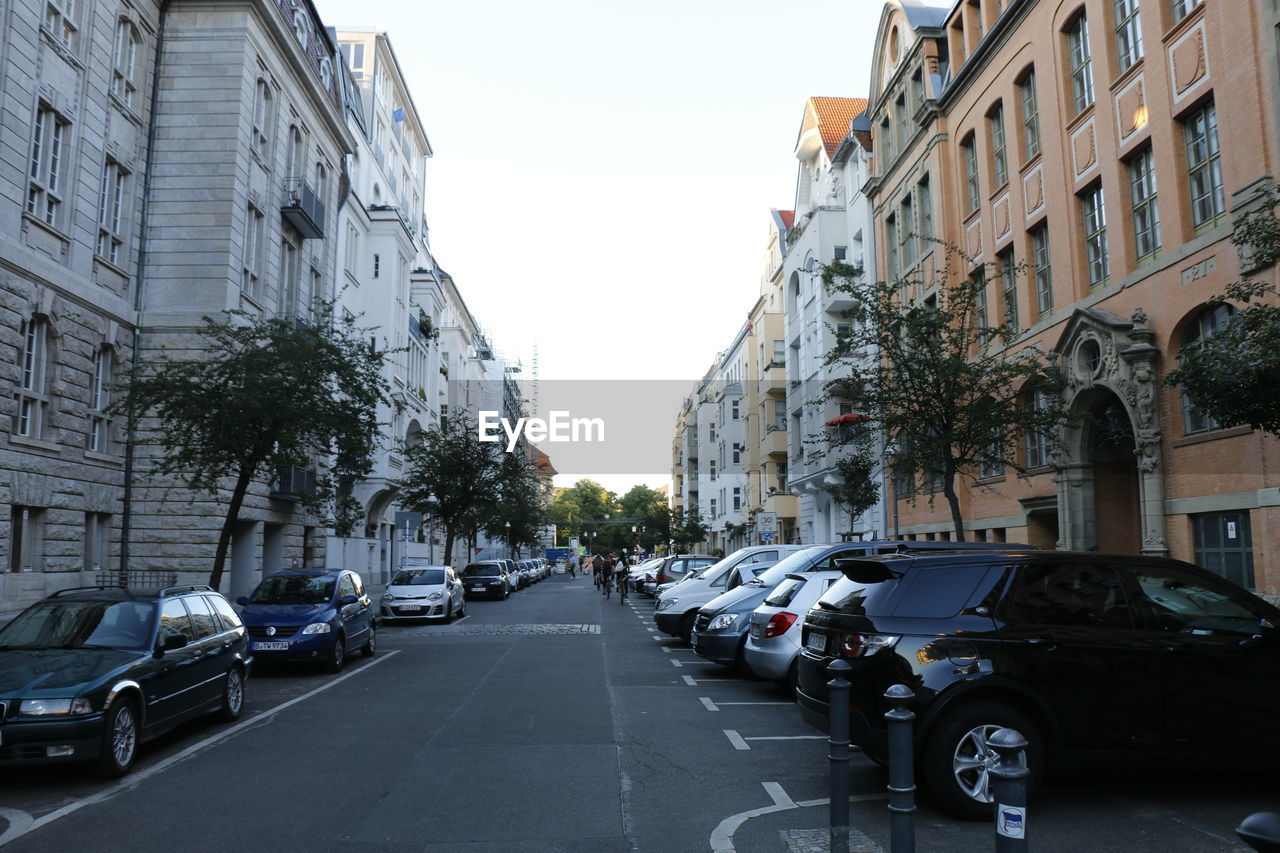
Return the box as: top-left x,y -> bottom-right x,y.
867,0 -> 1280,594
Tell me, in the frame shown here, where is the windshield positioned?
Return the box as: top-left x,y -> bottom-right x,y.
0,599 -> 156,651
392,569 -> 446,586
750,547 -> 827,588
464,564 -> 500,578
249,575 -> 335,605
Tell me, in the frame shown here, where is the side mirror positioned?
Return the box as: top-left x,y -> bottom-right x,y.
236,596 -> 249,606
338,594 -> 358,606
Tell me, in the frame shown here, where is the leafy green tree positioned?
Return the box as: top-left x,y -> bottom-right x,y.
823,249 -> 1069,541
619,485 -> 671,551
119,309 -> 388,590
821,452 -> 881,523
395,411 -> 502,566
483,450 -> 549,557
671,506 -> 709,552
1165,197 -> 1280,435
548,479 -> 618,544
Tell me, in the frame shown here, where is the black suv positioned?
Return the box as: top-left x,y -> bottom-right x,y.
0,584 -> 251,777
795,551 -> 1280,819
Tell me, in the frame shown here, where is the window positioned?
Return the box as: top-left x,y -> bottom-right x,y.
972,270 -> 989,342
292,10 -> 311,50
1180,304 -> 1235,434
185,595 -> 220,640
1068,14 -> 1095,114
1081,183 -> 1109,287
885,216 -> 899,281
8,506 -> 45,573
251,79 -> 272,158
1024,391 -> 1051,467
1129,147 -> 1161,263
96,160 -> 129,265
1030,225 -> 1053,316
279,238 -> 300,315
344,222 -> 360,277
1019,69 -> 1041,160
1113,0 -> 1143,72
1133,563 -> 1260,635
112,19 -> 141,108
989,103 -> 1008,186
1191,512 -> 1255,590
1003,563 -> 1132,628
892,454 -> 914,498
710,499 -> 718,518
88,346 -> 111,452
773,400 -> 787,431
709,422 -> 716,442
732,443 -> 741,463
710,461 -> 716,480
918,176 -> 933,245
732,487 -> 742,512
44,0 -> 77,47
979,439 -> 1004,479
776,461 -> 788,491
1184,102 -> 1224,231
27,103 -> 70,228
158,599 -> 193,647
772,340 -> 785,366
84,511 -> 110,571
900,195 -> 915,263
373,253 -> 380,278
1172,0 -> 1203,24
963,135 -> 980,211
999,250 -> 1019,333
242,204 -> 264,299
731,400 -> 740,421
834,246 -> 847,261
314,161 -> 328,201
15,317 -> 51,438
285,124 -> 305,182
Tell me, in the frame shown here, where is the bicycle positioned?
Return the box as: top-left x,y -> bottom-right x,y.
617,573 -> 629,604
602,571 -> 612,598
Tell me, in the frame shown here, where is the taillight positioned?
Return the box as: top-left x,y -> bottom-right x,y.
837,632 -> 900,659
764,612 -> 798,638
657,573 -> 668,583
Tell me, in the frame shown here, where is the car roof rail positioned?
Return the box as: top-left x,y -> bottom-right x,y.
158,584 -> 216,596
50,586 -> 122,597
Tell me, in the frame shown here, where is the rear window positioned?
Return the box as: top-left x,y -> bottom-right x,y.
764,577 -> 805,607
464,564 -> 500,578
890,564 -> 995,618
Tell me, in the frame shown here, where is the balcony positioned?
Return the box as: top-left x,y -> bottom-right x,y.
281,179 -> 325,239
762,426 -> 788,457
762,492 -> 799,518
757,364 -> 787,397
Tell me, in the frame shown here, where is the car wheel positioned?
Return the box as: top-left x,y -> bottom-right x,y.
458,599 -> 466,618
362,623 -> 376,658
324,633 -> 346,673
784,660 -> 800,697
922,702 -> 1044,821
218,667 -> 245,722
96,698 -> 139,778
444,602 -> 454,623
677,612 -> 697,644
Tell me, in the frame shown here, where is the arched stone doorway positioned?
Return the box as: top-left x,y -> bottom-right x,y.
1051,307 -> 1168,556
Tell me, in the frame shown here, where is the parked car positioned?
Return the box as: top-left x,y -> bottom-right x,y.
743,570 -> 844,690
462,561 -> 511,599
795,549 -> 1280,820
641,554 -> 719,597
380,564 -> 465,622
237,569 -> 375,673
627,558 -> 666,593
504,559 -> 526,590
655,546 -> 808,642
0,583 -> 250,777
693,542 -> 1035,672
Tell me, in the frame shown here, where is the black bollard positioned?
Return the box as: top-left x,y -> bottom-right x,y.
989,727 -> 1029,852
1237,812 -> 1280,853
883,684 -> 916,853
827,659 -> 853,853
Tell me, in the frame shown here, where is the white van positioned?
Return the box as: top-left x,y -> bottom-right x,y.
653,545 -> 808,642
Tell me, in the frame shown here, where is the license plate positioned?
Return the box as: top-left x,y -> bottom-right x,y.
805,633 -> 827,653
253,641 -> 289,651
470,586 -> 486,591
399,604 -> 422,611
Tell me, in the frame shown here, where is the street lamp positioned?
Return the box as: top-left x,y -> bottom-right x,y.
504,521 -> 512,560
425,493 -> 439,563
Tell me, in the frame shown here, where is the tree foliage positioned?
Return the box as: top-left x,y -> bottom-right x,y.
1165,195 -> 1280,435
820,452 -> 881,522
823,248 -> 1069,541
548,479 -> 619,541
670,505 -> 709,552
619,484 -> 672,551
482,449 -> 550,557
119,308 -> 388,590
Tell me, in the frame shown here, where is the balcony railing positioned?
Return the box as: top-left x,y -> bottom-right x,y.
281,179 -> 325,239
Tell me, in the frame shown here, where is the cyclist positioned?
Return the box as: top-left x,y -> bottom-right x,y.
601,555 -> 614,598
617,568 -> 629,604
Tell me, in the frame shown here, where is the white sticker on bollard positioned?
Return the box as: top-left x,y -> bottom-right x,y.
997,805 -> 1026,838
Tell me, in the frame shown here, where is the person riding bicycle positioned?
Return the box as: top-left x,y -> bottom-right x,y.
616,567 -> 629,603
600,555 -> 615,598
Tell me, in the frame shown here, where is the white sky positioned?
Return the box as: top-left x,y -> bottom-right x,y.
313,0 -> 884,494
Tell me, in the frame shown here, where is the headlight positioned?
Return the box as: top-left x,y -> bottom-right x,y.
657,598 -> 677,611
20,697 -> 94,716
427,592 -> 443,601
707,613 -> 738,631
302,622 -> 331,635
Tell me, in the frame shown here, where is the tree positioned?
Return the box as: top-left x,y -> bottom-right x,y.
823,249 -> 1069,541
1165,196 -> 1280,435
483,450 -> 549,557
395,411 -> 503,566
619,485 -> 671,551
120,308 -> 388,591
548,479 -> 618,545
821,452 -> 881,524
671,505 -> 709,552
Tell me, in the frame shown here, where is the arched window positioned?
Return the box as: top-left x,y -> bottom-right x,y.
1181,303 -> 1235,434
292,10 -> 311,51
252,79 -> 272,158
286,124 -> 304,182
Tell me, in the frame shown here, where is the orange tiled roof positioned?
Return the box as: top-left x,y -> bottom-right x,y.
809,97 -> 870,157
778,210 -> 795,229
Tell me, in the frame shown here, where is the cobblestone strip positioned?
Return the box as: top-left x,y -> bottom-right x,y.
395,623 -> 601,637
780,828 -> 883,853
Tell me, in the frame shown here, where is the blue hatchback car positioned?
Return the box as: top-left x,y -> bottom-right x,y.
236,569 -> 374,673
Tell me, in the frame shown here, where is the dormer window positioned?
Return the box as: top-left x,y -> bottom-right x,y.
292,10 -> 310,51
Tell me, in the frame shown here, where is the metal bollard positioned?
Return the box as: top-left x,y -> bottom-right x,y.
883,684 -> 916,853
1237,812 -> 1280,853
827,659 -> 853,853
989,727 -> 1029,852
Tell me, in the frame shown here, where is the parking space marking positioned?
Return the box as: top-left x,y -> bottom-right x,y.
671,659 -> 683,667
723,730 -> 825,750
700,697 -> 719,711
724,729 -> 751,750
681,675 -> 734,685
699,698 -> 793,711
708,783 -> 889,853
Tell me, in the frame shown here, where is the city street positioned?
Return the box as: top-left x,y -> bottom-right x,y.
0,573 -> 1274,852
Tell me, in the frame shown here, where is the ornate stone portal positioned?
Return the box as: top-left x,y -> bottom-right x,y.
1049,307 -> 1168,555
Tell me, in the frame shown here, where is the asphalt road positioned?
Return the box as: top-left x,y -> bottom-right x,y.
0,573 -> 1275,852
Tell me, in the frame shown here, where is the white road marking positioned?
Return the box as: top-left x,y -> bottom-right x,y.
747,735 -> 827,742
0,651 -> 402,849
700,697 -> 718,711
724,729 -> 751,750
715,701 -> 793,707
681,674 -> 733,685
0,810 -> 34,847
671,659 -> 683,667
661,647 -> 671,653
708,783 -> 889,853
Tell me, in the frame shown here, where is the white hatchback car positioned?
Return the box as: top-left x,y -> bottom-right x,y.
380,564 -> 466,622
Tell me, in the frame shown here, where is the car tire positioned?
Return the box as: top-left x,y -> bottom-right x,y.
324,633 -> 346,673
218,666 -> 245,722
444,602 -> 454,623
458,599 -> 466,618
677,612 -> 697,644
96,698 -> 139,778
361,623 -> 376,658
921,701 -> 1044,821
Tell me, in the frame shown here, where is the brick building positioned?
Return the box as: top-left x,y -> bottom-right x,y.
867,0 -> 1280,594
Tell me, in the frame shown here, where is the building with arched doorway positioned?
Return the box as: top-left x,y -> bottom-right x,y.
866,0 -> 1280,596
